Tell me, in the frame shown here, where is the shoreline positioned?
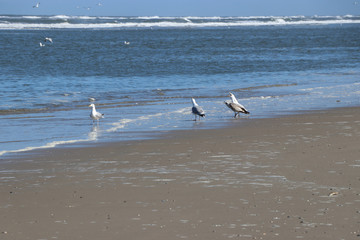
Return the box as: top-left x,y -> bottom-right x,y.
0,105 -> 355,160
1,106 -> 360,239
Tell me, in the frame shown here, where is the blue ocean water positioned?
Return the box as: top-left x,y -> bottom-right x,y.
1,15 -> 360,156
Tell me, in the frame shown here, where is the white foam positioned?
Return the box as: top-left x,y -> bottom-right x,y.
106,118 -> 136,132
106,107 -> 189,132
1,15 -> 360,29
75,16 -> 97,20
48,15 -> 70,19
20,15 -> 42,19
0,138 -> 91,157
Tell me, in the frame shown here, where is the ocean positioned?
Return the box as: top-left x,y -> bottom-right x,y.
1,15 -> 360,157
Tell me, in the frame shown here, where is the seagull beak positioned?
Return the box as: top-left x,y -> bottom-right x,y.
88,104 -> 92,107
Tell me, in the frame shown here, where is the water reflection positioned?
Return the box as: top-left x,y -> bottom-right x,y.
88,125 -> 100,141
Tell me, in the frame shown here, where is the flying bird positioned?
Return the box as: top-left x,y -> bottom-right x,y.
44,37 -> 53,43
191,98 -> 205,121
124,41 -> 130,45
89,103 -> 104,123
224,92 -> 250,118
33,2 -> 40,8
39,42 -> 45,47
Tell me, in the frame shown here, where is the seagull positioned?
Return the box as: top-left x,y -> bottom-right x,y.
191,98 -> 205,121
44,37 -> 53,43
33,2 -> 40,8
39,42 -> 45,47
89,103 -> 104,123
224,92 -> 250,118
124,41 -> 130,45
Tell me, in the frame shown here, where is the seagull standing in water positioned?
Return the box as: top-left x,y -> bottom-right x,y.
224,92 -> 250,118
89,103 -> 104,124
191,98 -> 205,121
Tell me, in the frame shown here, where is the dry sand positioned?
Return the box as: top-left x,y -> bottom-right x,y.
1,107 -> 360,240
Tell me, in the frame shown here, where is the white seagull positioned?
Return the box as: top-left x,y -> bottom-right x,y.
124,41 -> 130,45
224,92 -> 250,118
39,42 -> 45,47
89,103 -> 104,123
33,2 -> 40,8
191,98 -> 205,121
44,37 -> 53,43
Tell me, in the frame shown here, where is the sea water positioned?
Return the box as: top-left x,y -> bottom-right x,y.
0,15 -> 360,156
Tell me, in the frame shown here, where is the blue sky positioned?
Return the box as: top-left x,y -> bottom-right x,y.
1,0 -> 359,16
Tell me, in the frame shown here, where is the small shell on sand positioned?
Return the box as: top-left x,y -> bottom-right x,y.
328,191 -> 339,197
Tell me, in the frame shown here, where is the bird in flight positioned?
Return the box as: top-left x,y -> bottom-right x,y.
44,37 -> 53,43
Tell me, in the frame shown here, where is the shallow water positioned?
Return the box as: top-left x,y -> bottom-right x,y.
0,16 -> 360,156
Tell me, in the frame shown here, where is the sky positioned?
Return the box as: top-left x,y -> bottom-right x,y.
1,0 -> 359,16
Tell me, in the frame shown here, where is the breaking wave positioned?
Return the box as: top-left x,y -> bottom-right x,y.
0,15 -> 360,29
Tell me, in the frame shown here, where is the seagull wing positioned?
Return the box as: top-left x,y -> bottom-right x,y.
95,111 -> 104,119
192,106 -> 205,117
225,101 -> 249,114
231,102 -> 249,114
90,109 -> 104,120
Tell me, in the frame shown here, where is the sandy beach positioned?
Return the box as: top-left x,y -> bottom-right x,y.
1,106 -> 360,240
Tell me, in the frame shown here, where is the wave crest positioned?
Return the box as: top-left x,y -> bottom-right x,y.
0,15 -> 359,29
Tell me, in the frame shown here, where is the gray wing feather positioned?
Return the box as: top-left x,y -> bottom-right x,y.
192,106 -> 205,116
95,112 -> 104,118
225,101 -> 249,114
91,111 -> 104,120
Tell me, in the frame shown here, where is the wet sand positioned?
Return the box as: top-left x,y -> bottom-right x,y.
1,107 -> 360,240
